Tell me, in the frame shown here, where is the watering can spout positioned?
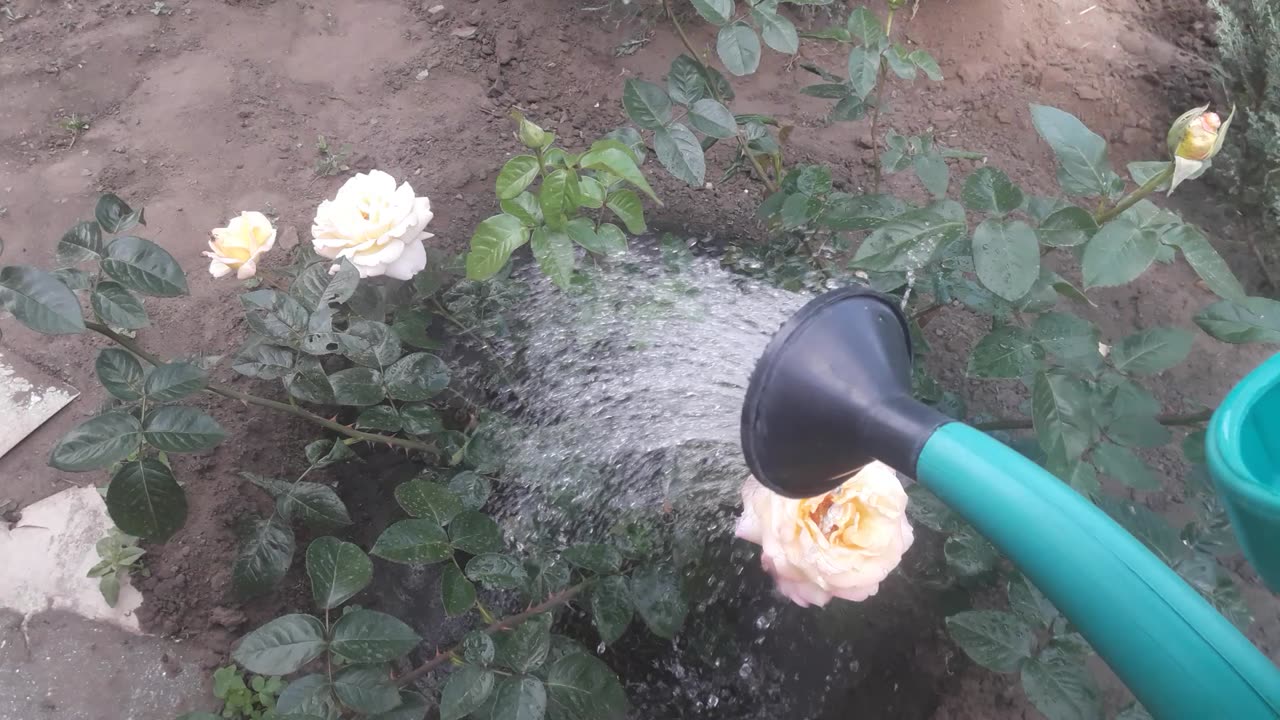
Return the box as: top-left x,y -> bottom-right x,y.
741,287 -> 1280,720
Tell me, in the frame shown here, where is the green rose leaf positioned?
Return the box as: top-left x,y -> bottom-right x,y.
622,79 -> 673,130
884,45 -> 917,80
800,83 -> 852,99
95,193 -> 145,233
332,664 -> 400,714
1029,104 -> 1119,197
1111,327 -> 1193,374
233,342 -> 295,380
463,631 -> 496,665
604,190 -> 646,236
0,265 -> 86,334
371,519 -> 452,565
1007,574 -> 1059,628
384,352 -> 450,401
395,479 -> 464,526
668,55 -> 711,105
100,236 -> 188,297
945,610 -> 1035,673
1161,224 -> 1247,303
232,614 -> 327,676
1128,161 -> 1171,189
142,405 -> 227,452
466,214 -> 530,281
329,367 -> 386,406
442,562 -> 477,616
277,482 -> 352,530
545,653 -> 629,720
1020,645 -> 1103,720
966,326 -> 1043,379
497,613 -> 552,673
630,564 -> 687,638
292,258 -> 359,312
1032,312 -> 1101,372
846,45 -> 879,98
330,609 -> 422,664
577,146 -> 659,202
913,150 -> 950,198
852,208 -> 964,272
1092,441 -> 1159,490
820,193 -> 905,231
95,348 -> 145,401
972,218 -> 1040,301
1081,218 -> 1160,288
450,510 -> 503,554
233,515 -> 295,599
846,6 -> 885,44
562,543 -> 623,574
688,98 -> 737,139
905,484 -> 966,533
450,472 -> 492,510
576,176 -> 606,209
590,576 -> 633,646
908,49 -> 943,81
306,536 -> 373,610
1194,296 -> 1280,344
144,361 -> 207,402
399,403 -> 443,435
753,7 -> 798,54
285,356 -> 335,404
90,281 -> 148,330
466,553 -> 528,589
496,155 -> 541,200
1037,207 -> 1097,248
944,531 -> 998,577
489,676 -> 546,720
833,97 -> 868,121
564,219 -> 605,256
531,227 -> 575,290
539,169 -> 581,231
49,411 -> 141,471
57,221 -> 104,264
690,0 -> 732,25
275,673 -> 333,717
654,123 -> 705,186
961,167 -> 1024,216
105,458 -> 187,540
441,666 -> 496,720
1033,370 -> 1095,465
50,267 -> 92,291
340,319 -> 401,368
500,192 -> 544,228
717,23 -> 761,76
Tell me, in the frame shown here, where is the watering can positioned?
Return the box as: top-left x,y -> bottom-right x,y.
740,286 -> 1280,719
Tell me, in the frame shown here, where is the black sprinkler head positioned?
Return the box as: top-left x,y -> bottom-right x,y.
740,286 -> 949,498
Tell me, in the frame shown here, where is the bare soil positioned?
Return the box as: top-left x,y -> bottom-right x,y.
0,0 -> 1275,717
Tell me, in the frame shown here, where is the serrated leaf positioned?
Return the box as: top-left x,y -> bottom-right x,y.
689,98 -> 736,138
590,576 -> 632,646
1007,574 -> 1059,628
287,356 -> 335,404
945,610 -> 1034,673
105,458 -> 187,540
489,676 -> 546,720
1111,327 -> 1193,374
563,544 -> 623,574
292,258 -> 358,313
500,192 -> 544,227
144,361 -> 206,402
450,472 -> 492,510
450,510 -> 503,554
1032,370 -> 1094,464
717,23 -> 761,76
95,193 -> 145,233
972,218 -> 1039,301
340,319 -> 400,367
800,83 -> 852,99
0,265 -> 86,334
967,326 -> 1043,378
1081,218 -> 1159,288
90,281 -> 148,330
853,209 -> 964,272
539,169 -> 581,232
496,155 -> 541,200
1038,207 -> 1097,247
845,6 -> 885,44
232,614 -> 327,675
441,666 -> 495,720
466,553 -> 528,589
442,562 -> 477,616
329,366 -> 385,406
280,482 -> 352,529
57,221 -> 104,264
1194,296 -> 1280,344
1161,224 -> 1246,303
395,479 -> 463,525
754,7 -> 798,53
1020,645 -> 1102,720
1029,104 -> 1118,197
142,405 -> 226,452
846,45 -> 879,98
496,613 -> 552,673
100,236 -> 187,297
905,484 -> 965,533
384,351 -> 449,401
654,123 -> 705,186
883,44 -> 916,80
630,564 -> 687,638
908,49 -> 943,81
820,193 -> 904,230
51,266 -> 92,291
332,664 -> 400,714
667,55 -> 710,105
306,536 -> 373,609
358,406 -> 402,437
49,412 -> 141,471
530,227 -> 575,289
466,214 -> 530,281
371,519 -> 452,565
546,653 -> 628,720
1092,441 -> 1159,490
944,531 -> 998,577
961,167 -> 1024,215
913,150 -> 950,198
95,348 -> 145,401
330,609 -> 421,663
622,79 -> 672,130
276,673 -> 332,717
233,515 -> 295,599
578,145 -> 659,202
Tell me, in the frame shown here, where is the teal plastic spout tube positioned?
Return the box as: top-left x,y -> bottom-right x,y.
917,423 -> 1280,719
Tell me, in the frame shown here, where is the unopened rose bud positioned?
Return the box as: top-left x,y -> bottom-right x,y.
1165,104 -> 1234,193
1175,111 -> 1220,161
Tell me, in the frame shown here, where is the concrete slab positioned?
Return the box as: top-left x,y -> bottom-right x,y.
0,350 -> 77,461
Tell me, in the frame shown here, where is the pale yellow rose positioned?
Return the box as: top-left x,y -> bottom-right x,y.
1174,111 -> 1221,162
735,462 -> 914,607
311,170 -> 432,280
205,211 -> 276,279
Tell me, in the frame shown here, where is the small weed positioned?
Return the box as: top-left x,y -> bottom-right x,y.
150,1 -> 173,16
212,665 -> 285,720
315,135 -> 351,177
57,114 -> 90,148
87,528 -> 146,607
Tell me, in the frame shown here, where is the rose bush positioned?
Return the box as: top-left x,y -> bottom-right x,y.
311,169 -> 432,280
736,462 -> 914,607
205,211 -> 276,279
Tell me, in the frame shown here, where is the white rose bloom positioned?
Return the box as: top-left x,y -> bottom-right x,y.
735,461 -> 914,607
205,211 -> 276,280
311,170 -> 432,280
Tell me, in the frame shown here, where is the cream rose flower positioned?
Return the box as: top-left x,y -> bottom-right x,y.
204,211 -> 276,279
311,170 -> 432,281
1166,104 -> 1234,193
735,462 -> 914,607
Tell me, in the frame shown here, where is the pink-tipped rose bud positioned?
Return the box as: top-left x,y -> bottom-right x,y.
1175,111 -> 1221,161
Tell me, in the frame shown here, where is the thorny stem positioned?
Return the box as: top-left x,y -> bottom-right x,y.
662,0 -> 779,194
84,321 -> 437,455
1093,165 -> 1175,225
394,582 -> 588,687
973,407 -> 1213,432
868,9 -> 896,194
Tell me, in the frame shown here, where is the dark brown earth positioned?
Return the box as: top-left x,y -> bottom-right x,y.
0,0 -> 1275,717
